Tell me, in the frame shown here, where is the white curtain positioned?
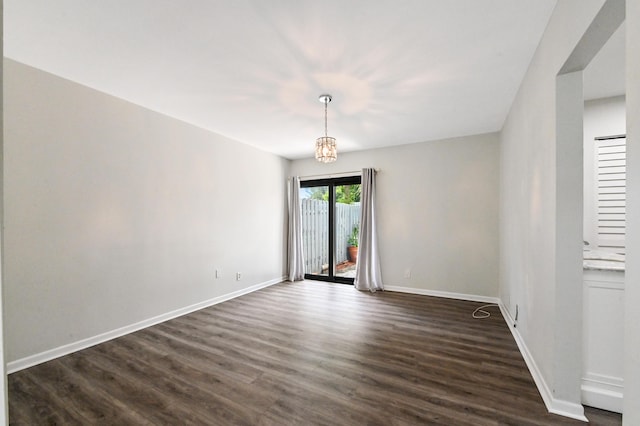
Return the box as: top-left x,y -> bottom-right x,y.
355,168 -> 384,292
287,176 -> 305,281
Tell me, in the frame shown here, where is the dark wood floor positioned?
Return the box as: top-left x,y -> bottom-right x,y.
9,281 -> 621,425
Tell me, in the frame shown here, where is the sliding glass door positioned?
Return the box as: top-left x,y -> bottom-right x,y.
300,176 -> 361,283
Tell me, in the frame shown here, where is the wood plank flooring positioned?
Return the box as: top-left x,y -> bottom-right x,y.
9,281 -> 622,425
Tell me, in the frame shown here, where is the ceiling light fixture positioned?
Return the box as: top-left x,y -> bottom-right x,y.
315,94 -> 337,163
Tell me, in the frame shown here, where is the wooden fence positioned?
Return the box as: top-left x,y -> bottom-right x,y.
301,199 -> 360,274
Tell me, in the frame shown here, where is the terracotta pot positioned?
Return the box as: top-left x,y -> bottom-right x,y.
348,246 -> 358,263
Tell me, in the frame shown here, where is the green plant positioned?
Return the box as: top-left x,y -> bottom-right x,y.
348,225 -> 359,247
307,184 -> 361,204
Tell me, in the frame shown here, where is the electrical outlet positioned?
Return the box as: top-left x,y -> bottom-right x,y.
236,272 -> 242,281
404,268 -> 411,279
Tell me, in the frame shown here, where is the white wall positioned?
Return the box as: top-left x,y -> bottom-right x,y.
554,70 -> 585,410
3,59 -> 288,364
583,96 -> 626,247
1,1 -> 9,423
499,0 -> 608,417
291,133 -> 500,298
623,0 -> 640,423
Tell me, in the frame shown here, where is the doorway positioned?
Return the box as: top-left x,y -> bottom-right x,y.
299,176 -> 361,284
580,22 -> 626,414
554,0 -> 625,417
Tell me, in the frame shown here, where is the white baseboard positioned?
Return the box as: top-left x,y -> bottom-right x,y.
384,285 -> 500,304
498,303 -> 588,422
7,277 -> 285,374
581,373 -> 623,413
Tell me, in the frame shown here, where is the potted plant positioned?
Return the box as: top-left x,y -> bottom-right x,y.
347,225 -> 359,263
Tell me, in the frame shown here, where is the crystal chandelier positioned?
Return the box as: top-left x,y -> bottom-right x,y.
315,94 -> 337,163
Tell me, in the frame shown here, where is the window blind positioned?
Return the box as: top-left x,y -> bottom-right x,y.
596,136 -> 626,253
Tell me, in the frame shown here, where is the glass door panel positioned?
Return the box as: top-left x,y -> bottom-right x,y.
335,184 -> 361,279
300,185 -> 329,277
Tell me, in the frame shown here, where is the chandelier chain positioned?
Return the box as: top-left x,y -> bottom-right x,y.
324,98 -> 328,137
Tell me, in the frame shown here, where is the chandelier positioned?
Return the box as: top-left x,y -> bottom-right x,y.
315,94 -> 337,163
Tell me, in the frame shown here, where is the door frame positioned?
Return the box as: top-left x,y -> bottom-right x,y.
300,175 -> 361,284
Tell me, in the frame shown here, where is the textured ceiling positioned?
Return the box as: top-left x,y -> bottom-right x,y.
3,1 -> 573,159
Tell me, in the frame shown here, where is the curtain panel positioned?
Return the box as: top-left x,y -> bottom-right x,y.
287,176 -> 305,281
354,168 -> 384,291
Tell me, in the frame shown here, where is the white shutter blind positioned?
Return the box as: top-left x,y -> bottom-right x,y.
596,136 -> 626,254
